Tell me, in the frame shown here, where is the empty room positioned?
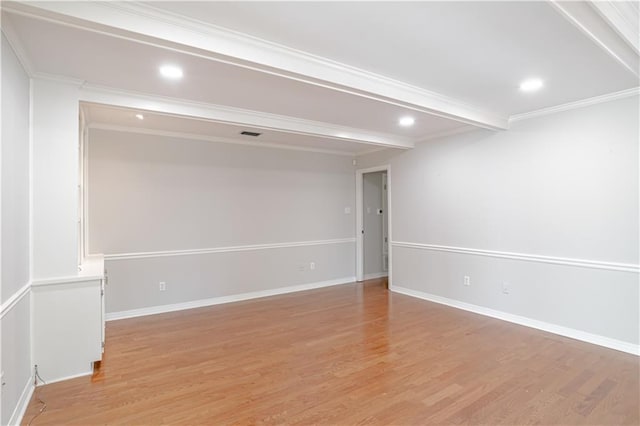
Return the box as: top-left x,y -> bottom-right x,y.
1,1 -> 638,425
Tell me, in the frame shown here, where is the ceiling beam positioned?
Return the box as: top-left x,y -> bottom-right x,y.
590,1 -> 639,54
79,83 -> 415,150
5,1 -> 509,130
549,0 -> 639,77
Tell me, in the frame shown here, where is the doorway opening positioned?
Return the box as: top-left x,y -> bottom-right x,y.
356,165 -> 391,286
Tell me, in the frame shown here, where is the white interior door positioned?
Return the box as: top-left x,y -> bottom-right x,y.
356,165 -> 391,283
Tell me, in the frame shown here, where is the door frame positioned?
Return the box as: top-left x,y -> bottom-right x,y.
356,165 -> 392,284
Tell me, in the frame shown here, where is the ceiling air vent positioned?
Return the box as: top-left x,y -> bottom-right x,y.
240,131 -> 262,137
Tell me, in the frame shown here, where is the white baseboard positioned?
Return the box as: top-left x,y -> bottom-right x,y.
363,272 -> 388,280
6,372 -> 91,425
41,370 -> 94,386
391,285 -> 640,356
8,375 -> 34,426
107,276 -> 356,321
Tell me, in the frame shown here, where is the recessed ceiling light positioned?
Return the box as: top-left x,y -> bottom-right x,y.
135,114 -> 144,120
159,64 -> 183,80
399,116 -> 415,127
519,78 -> 544,92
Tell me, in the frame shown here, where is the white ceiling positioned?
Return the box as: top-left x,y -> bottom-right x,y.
83,103 -> 384,156
5,12 -> 466,139
145,1 -> 639,114
2,1 -> 639,156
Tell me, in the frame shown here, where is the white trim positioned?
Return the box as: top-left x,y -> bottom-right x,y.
102,238 -> 356,261
590,1 -> 640,54
356,165 -> 392,283
31,275 -> 102,288
88,123 -> 358,157
30,71 -> 85,87
363,272 -> 389,280
83,118 -> 92,258
356,146 -> 390,157
3,1 -> 508,130
415,125 -> 479,143
39,370 -> 93,386
0,282 -> 31,319
392,241 -> 640,274
80,85 -> 413,150
28,54 -> 36,379
1,18 -> 36,77
549,1 -> 639,76
7,375 -> 35,426
510,87 -> 640,123
106,276 -> 355,321
391,285 -> 639,356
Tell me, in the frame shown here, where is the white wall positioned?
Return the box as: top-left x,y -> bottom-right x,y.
359,95 -> 640,351
363,171 -> 385,276
1,32 -> 33,426
87,129 -> 356,315
1,35 -> 30,300
31,79 -> 79,279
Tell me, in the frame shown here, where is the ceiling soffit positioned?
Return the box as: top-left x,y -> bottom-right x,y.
3,1 -> 509,130
2,0 -> 638,152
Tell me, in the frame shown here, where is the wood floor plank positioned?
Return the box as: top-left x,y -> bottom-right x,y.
22,279 -> 639,425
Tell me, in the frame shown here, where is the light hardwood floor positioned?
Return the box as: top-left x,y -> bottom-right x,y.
23,279 -> 639,425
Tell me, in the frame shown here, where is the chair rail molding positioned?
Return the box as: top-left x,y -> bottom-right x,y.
392,241 -> 640,274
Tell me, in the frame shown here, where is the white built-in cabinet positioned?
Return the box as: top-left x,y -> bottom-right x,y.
31,255 -> 105,383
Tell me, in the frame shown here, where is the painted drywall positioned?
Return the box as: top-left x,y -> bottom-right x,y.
1,295 -> 32,425
31,79 -> 80,279
363,171 -> 385,276
1,33 -> 30,301
87,129 -> 356,314
1,33 -> 33,426
355,148 -> 402,170
359,94 -> 640,347
105,243 -> 355,313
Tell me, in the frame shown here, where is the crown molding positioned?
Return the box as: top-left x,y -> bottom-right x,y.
32,71 -> 86,86
1,13 -> 36,77
3,1 -> 508,130
416,125 -> 481,143
590,1 -> 639,54
77,83 -> 414,150
355,146 -> 393,157
88,123 -> 359,157
550,0 -> 639,77
509,86 -> 640,123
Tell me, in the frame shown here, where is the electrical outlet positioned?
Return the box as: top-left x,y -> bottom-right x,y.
159,281 -> 166,291
310,262 -> 315,270
502,282 -> 510,294
463,276 -> 471,286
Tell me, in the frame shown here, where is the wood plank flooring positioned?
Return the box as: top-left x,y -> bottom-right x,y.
23,279 -> 639,425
